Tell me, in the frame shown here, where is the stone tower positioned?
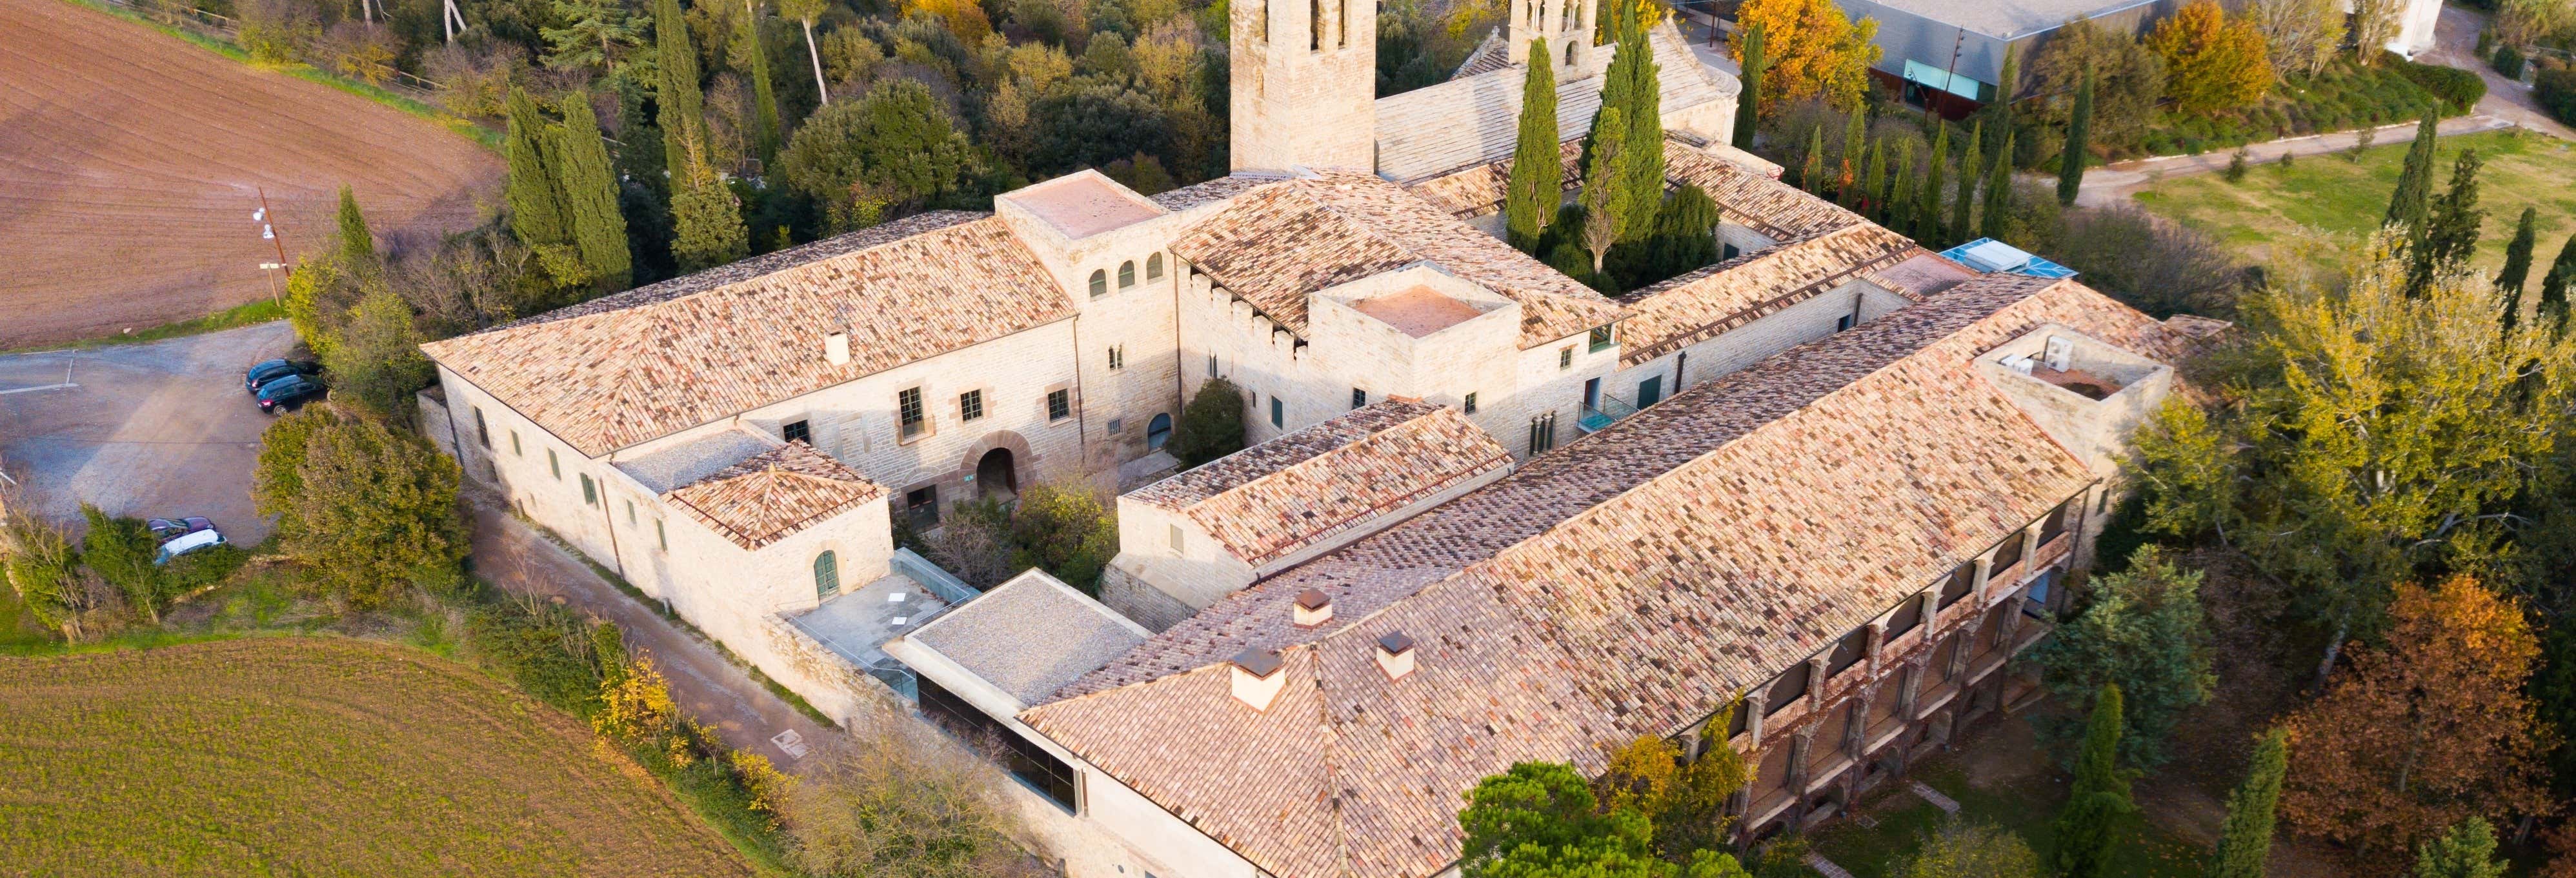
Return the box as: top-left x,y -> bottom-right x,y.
1505,0 -> 1598,74
1229,0 -> 1378,172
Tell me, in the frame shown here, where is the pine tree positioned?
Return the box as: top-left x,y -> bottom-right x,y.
1950,122 -> 1982,246
1732,25 -> 1764,150
1836,106 -> 1866,207
2409,148 -> 2484,297
1980,130 -> 2014,241
2542,232 -> 2576,328
654,0 -> 707,180
1800,125 -> 1824,192
2053,683 -> 2133,878
1506,39 -> 1562,253
552,94 -> 633,292
1917,126 -> 1947,243
2413,819 -> 2507,878
335,184 -> 376,268
2384,109 -> 2440,236
505,89 -> 570,248
670,130 -> 748,272
2058,65 -> 2093,206
2206,728 -> 2287,878
740,0 -> 781,162
1860,139 -> 1886,220
1615,23 -> 1664,243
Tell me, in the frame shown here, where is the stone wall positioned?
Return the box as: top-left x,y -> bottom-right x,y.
1098,564 -> 1197,632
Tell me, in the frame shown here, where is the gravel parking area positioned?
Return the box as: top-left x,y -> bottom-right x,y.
0,321 -> 296,543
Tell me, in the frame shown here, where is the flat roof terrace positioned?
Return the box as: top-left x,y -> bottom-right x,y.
1009,174 -> 1165,239
1354,284 -> 1487,337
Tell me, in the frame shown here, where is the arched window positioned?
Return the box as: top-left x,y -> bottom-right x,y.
1147,412 -> 1173,450
814,550 -> 840,599
1118,261 -> 1136,288
1088,270 -> 1107,297
1145,253 -> 1164,280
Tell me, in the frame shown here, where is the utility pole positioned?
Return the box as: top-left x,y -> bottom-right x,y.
255,187 -> 290,304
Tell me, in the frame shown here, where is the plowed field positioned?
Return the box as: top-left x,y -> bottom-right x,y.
0,1 -> 501,348
0,637 -> 754,877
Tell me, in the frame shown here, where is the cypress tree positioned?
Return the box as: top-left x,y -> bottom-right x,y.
740,0 -> 781,162
1860,139 -> 1886,220
1800,125 -> 1824,193
670,130 -> 749,272
1731,25 -> 1762,150
335,185 -> 376,267
2058,65 -> 2093,206
1578,106 -> 1629,280
2384,109 -> 2440,236
1917,125 -> 1947,243
2206,728 -> 2287,878
1506,38 -> 1562,253
1614,22 -> 1664,244
2541,232 -> 2576,328
505,89 -> 570,248
1950,122 -> 1982,246
1836,108 -> 1866,208
1980,130 -> 2014,241
1991,45 -> 2018,155
2409,148 -> 2484,297
2053,683 -> 2134,878
552,94 -> 634,292
1888,146 -> 1916,234
654,0 -> 707,180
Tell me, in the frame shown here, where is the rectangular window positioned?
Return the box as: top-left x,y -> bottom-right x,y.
1108,345 -> 1125,370
474,408 -> 491,449
1169,524 -> 1184,551
1722,242 -> 1741,260
1637,375 -> 1663,408
960,390 -> 984,421
1887,594 -> 1924,639
1835,314 -> 1857,332
1462,392 -> 1478,414
905,486 -> 941,529
1559,347 -> 1574,370
1588,324 -> 1615,352
1764,661 -> 1811,717
1350,388 -> 1367,409
1106,417 -> 1123,436
783,419 -> 811,444
655,519 -> 667,551
511,431 -> 521,457
918,677 -> 1080,812
1270,397 -> 1284,428
898,388 -> 927,440
1047,389 -> 1071,421
1939,561 -> 1977,609
548,448 -> 560,479
625,499 -> 637,526
1207,354 -> 1218,377
579,473 -> 597,505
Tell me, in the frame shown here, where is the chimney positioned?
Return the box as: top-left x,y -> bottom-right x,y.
1374,632 -> 1416,681
1293,589 -> 1333,627
1229,648 -> 1287,712
824,332 -> 851,366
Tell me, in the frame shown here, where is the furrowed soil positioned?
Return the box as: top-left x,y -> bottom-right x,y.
0,637 -> 754,877
0,0 -> 501,348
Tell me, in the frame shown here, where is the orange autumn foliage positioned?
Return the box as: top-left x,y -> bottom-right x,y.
904,0 -> 992,45
2279,577 -> 2553,857
2144,0 -> 2272,114
1729,0 -> 1878,114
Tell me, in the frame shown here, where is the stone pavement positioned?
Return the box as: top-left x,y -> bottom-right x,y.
2426,5 -> 2576,141
467,492 -> 832,766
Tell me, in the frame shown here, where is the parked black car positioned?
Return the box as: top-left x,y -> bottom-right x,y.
245,359 -> 320,393
146,517 -> 214,541
256,374 -> 325,414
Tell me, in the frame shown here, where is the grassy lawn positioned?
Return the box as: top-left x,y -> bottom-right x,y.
1806,750 -> 2204,877
2132,129 -> 2576,281
0,636 -> 756,877
0,300 -> 285,355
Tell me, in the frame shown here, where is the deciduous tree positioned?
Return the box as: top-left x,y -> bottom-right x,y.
1006,483 -> 1116,594
2247,0 -> 2342,77
1727,0 -> 1878,114
2146,1 -> 2272,114
321,288 -> 436,419
1507,39 -> 1562,252
2350,0 -> 2403,64
2280,578 -> 2551,855
1,510 -> 89,641
1894,821 -> 2042,878
784,703 -> 1037,877
2028,18 -> 2166,150
2208,728 -> 2288,878
79,505 -> 168,624
780,0 -> 831,105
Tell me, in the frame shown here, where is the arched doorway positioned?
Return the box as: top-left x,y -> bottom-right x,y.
1146,412 -> 1173,451
975,448 -> 1018,502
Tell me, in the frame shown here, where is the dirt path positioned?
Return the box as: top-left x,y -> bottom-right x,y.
0,0 -> 501,348
467,494 -> 834,768
2070,114 -> 2515,208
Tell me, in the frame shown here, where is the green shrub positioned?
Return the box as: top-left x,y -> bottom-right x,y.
467,596 -> 607,714
1006,483 -> 1116,595
2393,58 -> 2486,112
1168,377 -> 1247,468
2495,45 -> 2527,80
2539,64 -> 2576,125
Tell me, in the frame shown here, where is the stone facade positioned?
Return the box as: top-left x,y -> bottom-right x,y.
1229,0 -> 1378,172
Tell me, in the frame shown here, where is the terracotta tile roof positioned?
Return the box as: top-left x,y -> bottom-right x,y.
1128,401 -> 1512,568
422,214 -> 1075,456
1664,143 -> 1867,241
661,441 -> 886,550
1374,21 -> 1736,183
1023,275 -> 2202,878
1169,172 -> 1623,349
1613,223 -> 1926,366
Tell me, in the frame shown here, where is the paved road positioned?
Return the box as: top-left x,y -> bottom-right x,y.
0,322 -> 296,543
2070,114 -> 2515,208
2427,5 -> 2576,141
467,493 -> 832,766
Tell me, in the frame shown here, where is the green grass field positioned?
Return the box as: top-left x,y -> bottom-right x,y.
2132,129 -> 2576,281
0,637 -> 754,877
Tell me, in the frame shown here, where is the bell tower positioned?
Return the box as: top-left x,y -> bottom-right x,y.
1505,0 -> 1598,74
1229,0 -> 1378,172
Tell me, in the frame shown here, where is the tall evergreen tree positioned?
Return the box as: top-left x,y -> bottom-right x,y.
654,0 -> 707,180
1980,130 -> 2015,240
2542,232 -> 2576,327
335,185 -> 376,267
739,0 -> 781,162
2058,65 -> 2093,205
1950,122 -> 1982,246
1860,139 -> 1886,220
1578,106 -> 1630,281
2053,683 -> 2134,878
1613,23 -> 1664,244
1836,106 -> 1866,207
1732,25 -> 1764,150
2383,110 -> 2440,236
2412,819 -> 2507,878
1991,45 -> 2019,155
669,130 -> 749,272
1800,125 -> 1825,192
1888,145 -> 1916,234
1505,39 -> 1562,253
552,94 -> 634,292
2409,148 -> 2484,297
2207,728 -> 2288,878
504,89 -> 570,248
1917,125 -> 1948,243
